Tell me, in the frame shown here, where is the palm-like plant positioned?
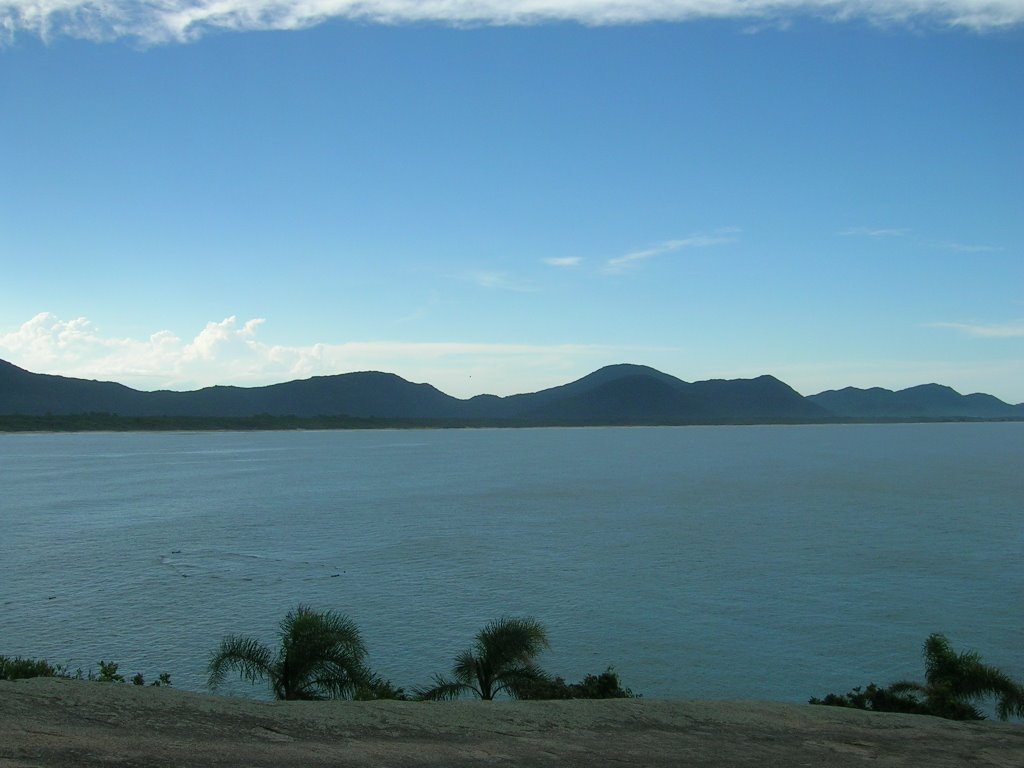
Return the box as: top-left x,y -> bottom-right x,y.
890,633 -> 1024,721
416,617 -> 549,700
208,604 -> 368,700
811,633 -> 1024,721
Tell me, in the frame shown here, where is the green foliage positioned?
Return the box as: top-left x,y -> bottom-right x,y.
416,617 -> 550,701
354,672 -> 409,701
811,633 -> 1024,721
809,683 -> 937,716
0,655 -> 170,688
81,661 -> 171,685
208,604 -> 370,701
517,667 -> 639,700
95,660 -> 124,683
0,655 -> 70,680
132,671 -> 173,687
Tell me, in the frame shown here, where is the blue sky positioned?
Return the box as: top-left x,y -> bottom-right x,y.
2,2 -> 1022,402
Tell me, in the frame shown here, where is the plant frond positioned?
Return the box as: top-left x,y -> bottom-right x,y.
353,671 -> 407,701
428,617 -> 551,700
922,633 -> 961,685
921,633 -> 1024,719
451,649 -> 480,686
207,635 -> 275,691
413,675 -> 476,701
477,617 -> 549,670
306,659 -> 367,700
282,606 -> 367,662
276,604 -> 367,700
209,605 -> 371,701
887,679 -> 926,696
495,663 -> 550,699
996,686 -> 1024,721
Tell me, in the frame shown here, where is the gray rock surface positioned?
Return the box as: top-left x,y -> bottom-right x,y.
3,678 -> 1023,767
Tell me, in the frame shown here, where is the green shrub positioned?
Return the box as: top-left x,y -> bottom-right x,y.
811,634 -> 1024,721
0,655 -> 170,687
0,655 -> 70,680
809,683 -> 934,716
355,672 -> 408,700
132,671 -> 172,687
518,667 -> 638,700
95,660 -> 124,683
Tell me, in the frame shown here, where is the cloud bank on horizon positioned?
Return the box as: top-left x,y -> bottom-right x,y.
2,0 -> 1022,44
3,312 -> 1023,403
0,312 -> 633,398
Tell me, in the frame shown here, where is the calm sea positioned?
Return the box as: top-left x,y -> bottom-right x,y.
2,424 -> 1022,702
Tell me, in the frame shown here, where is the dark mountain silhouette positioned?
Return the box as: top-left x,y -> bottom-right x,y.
0,360 -> 466,419
511,368 -> 826,423
807,384 -> 1024,420
0,359 -> 154,415
1,358 -> 1021,426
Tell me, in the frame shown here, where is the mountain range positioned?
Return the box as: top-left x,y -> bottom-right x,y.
1,359 -> 1022,426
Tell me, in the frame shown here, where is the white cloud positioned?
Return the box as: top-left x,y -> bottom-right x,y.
0,312 -> 95,361
0,312 -> 272,384
0,312 -> 658,397
468,271 -> 509,289
604,232 -> 736,274
2,0 -> 1021,45
183,316 -> 265,361
838,229 -> 1007,254
462,270 -> 538,291
838,227 -> 910,238
927,321 -> 1024,338
544,256 -> 583,267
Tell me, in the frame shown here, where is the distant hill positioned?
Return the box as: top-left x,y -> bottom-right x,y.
0,360 -> 467,419
807,384 -> 1024,420
0,359 -> 154,415
506,367 -> 827,423
1,358 -> 1021,427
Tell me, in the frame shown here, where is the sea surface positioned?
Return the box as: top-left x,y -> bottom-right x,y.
2,423 -> 1022,703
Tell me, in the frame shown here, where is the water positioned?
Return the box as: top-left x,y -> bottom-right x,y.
1,424 -> 1022,703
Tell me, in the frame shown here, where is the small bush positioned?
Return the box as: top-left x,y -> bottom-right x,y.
809,684 -> 934,716
0,655 -> 70,681
0,655 -> 171,688
95,660 -> 125,683
518,667 -> 638,700
131,671 -> 172,687
355,672 -> 408,701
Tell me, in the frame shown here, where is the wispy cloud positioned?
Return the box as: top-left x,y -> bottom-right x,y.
604,231 -> 737,274
838,227 -> 910,238
927,321 -> 1024,338
2,0 -> 1021,44
544,257 -> 583,268
935,241 -> 1003,253
838,229 -> 1005,254
463,270 -> 537,291
0,311 -> 649,396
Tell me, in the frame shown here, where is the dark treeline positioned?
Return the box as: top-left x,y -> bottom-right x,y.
0,413 -> 507,432
3,412 -> 1022,433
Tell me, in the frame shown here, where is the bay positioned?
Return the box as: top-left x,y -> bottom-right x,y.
1,423 -> 1022,703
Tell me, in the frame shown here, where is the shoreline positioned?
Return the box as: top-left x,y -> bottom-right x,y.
3,415 -> 1024,434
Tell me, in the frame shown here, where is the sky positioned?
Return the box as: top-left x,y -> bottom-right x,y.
1,1 -> 1022,403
